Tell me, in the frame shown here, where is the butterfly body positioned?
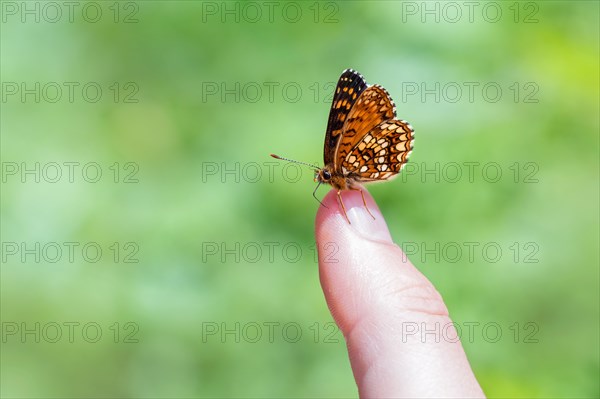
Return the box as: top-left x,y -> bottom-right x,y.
315,164 -> 363,191
272,69 -> 414,223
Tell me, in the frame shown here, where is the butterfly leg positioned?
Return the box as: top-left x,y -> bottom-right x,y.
336,190 -> 351,224
351,187 -> 376,220
312,181 -> 328,209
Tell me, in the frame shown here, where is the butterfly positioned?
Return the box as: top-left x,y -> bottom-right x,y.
271,69 -> 414,223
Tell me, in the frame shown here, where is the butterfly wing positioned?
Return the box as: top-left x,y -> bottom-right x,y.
341,119 -> 414,181
333,85 -> 397,170
324,69 -> 368,166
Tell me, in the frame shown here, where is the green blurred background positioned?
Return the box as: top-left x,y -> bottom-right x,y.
1,1 -> 598,397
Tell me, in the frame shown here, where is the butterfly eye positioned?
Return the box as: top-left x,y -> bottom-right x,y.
323,171 -> 331,180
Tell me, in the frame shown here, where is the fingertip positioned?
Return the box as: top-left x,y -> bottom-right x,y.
314,189 -> 484,398
315,187 -> 398,336
315,188 -> 393,244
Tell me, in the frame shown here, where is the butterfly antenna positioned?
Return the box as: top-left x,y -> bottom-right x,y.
312,181 -> 328,209
270,154 -> 320,170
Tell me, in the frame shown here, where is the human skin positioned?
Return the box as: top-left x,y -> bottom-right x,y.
315,188 -> 485,398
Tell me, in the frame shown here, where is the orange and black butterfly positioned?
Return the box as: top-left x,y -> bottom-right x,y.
272,69 -> 414,223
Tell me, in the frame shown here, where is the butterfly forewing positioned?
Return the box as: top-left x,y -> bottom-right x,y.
341,119 -> 414,181
333,85 -> 397,170
324,69 -> 368,165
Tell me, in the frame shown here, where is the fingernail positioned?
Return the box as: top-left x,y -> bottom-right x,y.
344,193 -> 393,243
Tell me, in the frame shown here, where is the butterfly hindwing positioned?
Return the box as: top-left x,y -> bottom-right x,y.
333,85 -> 397,170
324,69 -> 368,165
341,119 -> 414,181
